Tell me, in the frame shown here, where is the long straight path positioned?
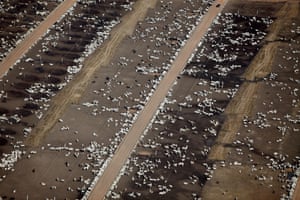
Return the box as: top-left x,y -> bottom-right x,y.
0,0 -> 77,78
88,0 -> 228,199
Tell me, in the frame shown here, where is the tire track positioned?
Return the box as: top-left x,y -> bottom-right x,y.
208,1 -> 297,160
26,0 -> 158,146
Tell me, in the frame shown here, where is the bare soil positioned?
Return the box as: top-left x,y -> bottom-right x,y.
109,1 -> 300,200
88,0 -> 228,198
204,1 -> 300,200
0,0 -> 299,199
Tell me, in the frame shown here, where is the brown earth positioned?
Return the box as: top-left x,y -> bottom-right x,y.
0,0 -> 77,78
294,179 -> 300,200
25,0 -> 158,147
248,0 -> 298,2
0,0 -> 299,199
208,0 -> 298,161
88,0 -> 229,199
204,1 -> 300,199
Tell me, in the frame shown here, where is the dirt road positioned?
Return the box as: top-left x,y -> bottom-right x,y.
26,0 -> 158,146
87,0 -> 228,199
0,0 -> 77,78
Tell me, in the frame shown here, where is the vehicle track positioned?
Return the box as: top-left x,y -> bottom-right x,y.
26,0 -> 157,146
208,1 -> 298,160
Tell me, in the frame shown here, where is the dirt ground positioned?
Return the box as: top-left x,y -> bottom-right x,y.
0,0 -> 139,199
88,0 -> 228,198
0,0 -> 76,78
109,0 -> 300,200
209,0 -> 298,161
0,0 -> 60,63
0,0 -> 299,199
203,1 -> 300,200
